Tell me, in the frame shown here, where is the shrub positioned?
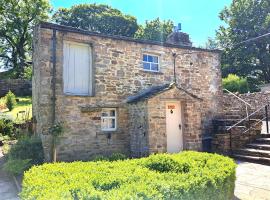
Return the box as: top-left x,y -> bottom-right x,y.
5,90 -> 17,111
0,118 -> 15,138
21,151 -> 236,200
222,74 -> 249,94
8,136 -> 44,165
92,153 -> 127,162
4,159 -> 32,176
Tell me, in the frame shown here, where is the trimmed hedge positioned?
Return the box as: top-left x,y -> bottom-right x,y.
21,151 -> 236,200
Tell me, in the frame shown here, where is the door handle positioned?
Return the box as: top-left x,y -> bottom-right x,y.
179,124 -> 182,130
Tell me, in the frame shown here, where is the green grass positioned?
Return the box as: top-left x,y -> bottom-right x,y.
0,96 -> 32,122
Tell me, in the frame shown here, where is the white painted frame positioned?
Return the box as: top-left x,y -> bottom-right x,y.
142,54 -> 160,72
101,108 -> 117,131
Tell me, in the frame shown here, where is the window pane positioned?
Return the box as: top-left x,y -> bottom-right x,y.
153,56 -> 158,63
143,54 -> 147,62
151,63 -> 159,71
143,62 -> 150,70
110,119 -> 115,128
110,110 -> 116,117
101,112 -> 109,117
148,55 -> 153,62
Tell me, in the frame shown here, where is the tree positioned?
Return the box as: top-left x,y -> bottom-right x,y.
217,0 -> 270,84
135,18 -> 174,42
204,37 -> 219,50
52,4 -> 139,37
0,0 -> 50,78
222,74 -> 249,93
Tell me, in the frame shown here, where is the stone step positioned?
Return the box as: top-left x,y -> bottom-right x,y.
233,148 -> 270,158
260,134 -> 270,138
255,138 -> 270,144
233,154 -> 270,165
246,143 -> 270,151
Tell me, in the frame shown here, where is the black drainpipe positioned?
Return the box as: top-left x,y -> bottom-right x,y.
51,29 -> 57,125
172,53 -> 177,83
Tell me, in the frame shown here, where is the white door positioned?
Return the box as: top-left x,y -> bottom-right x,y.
166,102 -> 183,153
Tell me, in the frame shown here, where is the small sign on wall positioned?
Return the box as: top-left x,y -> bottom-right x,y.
168,105 -> 175,109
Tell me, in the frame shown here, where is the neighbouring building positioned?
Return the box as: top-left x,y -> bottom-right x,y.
33,22 -> 222,161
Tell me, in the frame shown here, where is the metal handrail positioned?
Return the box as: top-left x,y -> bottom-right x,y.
242,116 -> 266,134
223,89 -> 252,107
223,88 -> 252,119
226,104 -> 267,131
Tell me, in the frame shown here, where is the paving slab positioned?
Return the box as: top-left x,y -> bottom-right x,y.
234,160 -> 270,200
0,148 -> 19,200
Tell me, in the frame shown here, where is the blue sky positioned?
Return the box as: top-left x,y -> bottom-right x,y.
51,0 -> 231,47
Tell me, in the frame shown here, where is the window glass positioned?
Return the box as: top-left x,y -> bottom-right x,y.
142,54 -> 159,72
151,63 -> 159,71
143,54 -> 148,62
101,109 -> 117,131
143,62 -> 150,70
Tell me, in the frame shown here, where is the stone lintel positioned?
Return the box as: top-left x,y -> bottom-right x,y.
79,104 -> 124,113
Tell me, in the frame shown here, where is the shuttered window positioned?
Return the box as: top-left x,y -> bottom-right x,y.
63,41 -> 92,96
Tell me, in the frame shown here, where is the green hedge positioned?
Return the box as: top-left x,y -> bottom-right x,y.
21,151 -> 236,200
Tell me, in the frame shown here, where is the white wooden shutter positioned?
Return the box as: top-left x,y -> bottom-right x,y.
63,41 -> 91,95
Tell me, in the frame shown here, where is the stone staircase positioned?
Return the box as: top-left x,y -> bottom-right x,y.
233,134 -> 270,164
213,104 -> 270,164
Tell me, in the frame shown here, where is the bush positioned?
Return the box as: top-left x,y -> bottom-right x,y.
222,74 -> 249,94
0,118 -> 15,138
5,90 -> 17,111
21,151 -> 236,200
92,153 -> 127,162
4,159 -> 32,176
8,136 -> 44,165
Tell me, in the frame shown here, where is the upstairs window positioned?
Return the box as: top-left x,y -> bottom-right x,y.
63,41 -> 93,96
101,108 -> 117,131
142,54 -> 159,72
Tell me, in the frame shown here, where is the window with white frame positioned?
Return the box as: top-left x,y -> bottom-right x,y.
101,108 -> 117,131
142,54 -> 159,72
63,41 -> 92,96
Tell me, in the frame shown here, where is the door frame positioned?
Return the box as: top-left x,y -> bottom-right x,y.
165,101 -> 184,153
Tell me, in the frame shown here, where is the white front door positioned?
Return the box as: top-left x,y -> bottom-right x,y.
166,102 -> 183,153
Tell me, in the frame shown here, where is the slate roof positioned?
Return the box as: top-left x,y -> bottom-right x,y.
39,22 -> 221,54
125,83 -> 202,103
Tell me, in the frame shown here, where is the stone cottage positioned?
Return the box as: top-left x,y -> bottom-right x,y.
33,22 -> 222,161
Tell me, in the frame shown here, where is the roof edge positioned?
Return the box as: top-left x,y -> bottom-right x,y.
38,22 -> 222,54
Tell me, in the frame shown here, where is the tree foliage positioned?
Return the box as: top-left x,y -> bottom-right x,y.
52,4 -> 139,37
135,18 -> 174,42
222,74 -> 249,93
217,0 -> 270,84
0,0 -> 50,78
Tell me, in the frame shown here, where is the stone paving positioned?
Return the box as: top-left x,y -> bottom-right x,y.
234,160 -> 270,200
0,148 -> 19,200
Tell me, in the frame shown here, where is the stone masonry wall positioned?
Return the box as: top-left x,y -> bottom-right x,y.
147,87 -> 202,153
0,79 -> 31,97
33,25 -> 222,161
222,91 -> 270,118
129,86 -> 203,156
128,101 -> 149,157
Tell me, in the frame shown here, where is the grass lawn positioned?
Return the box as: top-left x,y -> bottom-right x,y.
0,96 -> 32,122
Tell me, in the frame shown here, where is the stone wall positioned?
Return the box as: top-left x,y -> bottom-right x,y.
128,86 -> 203,156
222,91 -> 270,118
128,101 -> 149,157
33,23 -> 222,161
0,79 -> 31,97
212,122 -> 262,155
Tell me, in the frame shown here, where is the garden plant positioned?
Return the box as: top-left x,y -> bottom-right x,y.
21,151 -> 236,200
